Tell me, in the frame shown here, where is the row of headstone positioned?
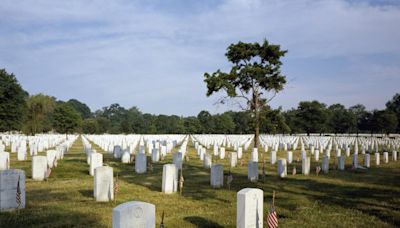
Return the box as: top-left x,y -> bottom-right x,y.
110,187 -> 264,228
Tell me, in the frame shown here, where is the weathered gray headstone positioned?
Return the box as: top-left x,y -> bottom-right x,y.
151,148 -> 159,163
0,169 -> 25,211
135,153 -> 147,174
173,152 -> 183,170
338,156 -> 345,170
210,164 -> 223,188
322,156 -> 329,173
247,162 -> 258,182
277,159 -> 287,178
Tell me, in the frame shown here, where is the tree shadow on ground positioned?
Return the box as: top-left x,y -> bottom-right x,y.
184,216 -> 224,228
0,189 -> 104,228
278,177 -> 400,226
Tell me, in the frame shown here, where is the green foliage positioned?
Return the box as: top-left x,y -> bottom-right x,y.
386,93 -> 400,132
371,110 -> 398,134
213,113 -> 235,134
197,110 -> 215,133
67,99 -> 92,119
24,93 -> 56,135
0,69 -> 28,131
53,103 -> 82,133
260,106 -> 290,134
296,101 -> 328,134
82,118 -> 99,134
327,104 -> 356,134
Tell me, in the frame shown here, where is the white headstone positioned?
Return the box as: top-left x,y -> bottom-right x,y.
237,147 -> 243,159
270,151 -> 277,164
112,201 -> 156,228
287,151 -> 293,164
32,156 -> 47,181
94,166 -> 113,202
219,147 -> 225,159
393,151 -> 398,161
162,164 -> 177,194
364,154 -> 370,168
230,152 -> 238,167
375,153 -> 380,166
383,152 -> 389,163
17,146 -> 26,161
314,150 -> 320,161
90,153 -> 103,176
302,157 -> 310,175
236,188 -> 263,228
0,152 -> 10,170
121,151 -> 130,164
251,148 -> 258,162
204,154 -> 212,169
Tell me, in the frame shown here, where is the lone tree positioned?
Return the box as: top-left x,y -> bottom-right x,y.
204,39 -> 287,148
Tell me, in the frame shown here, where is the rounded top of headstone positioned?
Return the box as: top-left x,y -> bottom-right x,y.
237,188 -> 263,195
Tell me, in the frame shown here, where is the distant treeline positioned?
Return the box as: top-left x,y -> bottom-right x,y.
1,68 -> 399,135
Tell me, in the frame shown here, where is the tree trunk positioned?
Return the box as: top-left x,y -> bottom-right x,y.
253,92 -> 259,149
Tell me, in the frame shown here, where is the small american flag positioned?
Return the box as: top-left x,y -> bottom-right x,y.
267,202 -> 278,228
16,175 -> 21,208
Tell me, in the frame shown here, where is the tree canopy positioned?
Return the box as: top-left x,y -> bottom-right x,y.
0,69 -> 28,132
204,39 -> 287,147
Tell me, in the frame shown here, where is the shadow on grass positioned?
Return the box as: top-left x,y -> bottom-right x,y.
0,189 -> 104,228
184,216 -> 224,228
279,176 -> 400,226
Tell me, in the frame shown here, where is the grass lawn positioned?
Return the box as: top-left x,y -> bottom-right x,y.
1,136 -> 399,227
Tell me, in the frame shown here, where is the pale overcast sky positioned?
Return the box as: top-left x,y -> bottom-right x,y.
1,0 -> 399,116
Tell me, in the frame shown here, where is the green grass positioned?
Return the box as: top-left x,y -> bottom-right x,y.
1,136 -> 399,227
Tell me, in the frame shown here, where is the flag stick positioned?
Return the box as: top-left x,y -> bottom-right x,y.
272,190 -> 275,207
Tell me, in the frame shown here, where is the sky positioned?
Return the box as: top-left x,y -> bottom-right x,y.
1,0 -> 399,116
